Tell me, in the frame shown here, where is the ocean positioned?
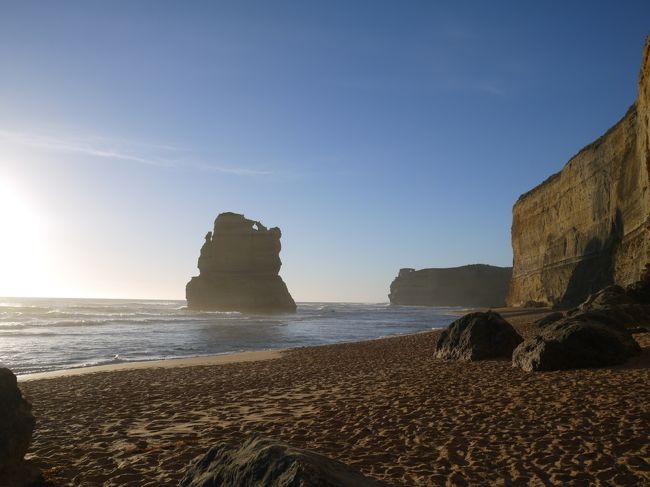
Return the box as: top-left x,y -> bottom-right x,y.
0,298 -> 458,375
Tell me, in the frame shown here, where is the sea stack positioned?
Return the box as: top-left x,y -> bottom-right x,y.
389,264 -> 512,307
186,212 -> 296,313
508,36 -> 650,307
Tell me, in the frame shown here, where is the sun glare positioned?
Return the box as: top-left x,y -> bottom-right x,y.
0,179 -> 48,296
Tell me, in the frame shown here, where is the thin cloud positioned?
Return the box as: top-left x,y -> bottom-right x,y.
0,129 -> 272,176
195,162 -> 272,177
0,129 -> 173,167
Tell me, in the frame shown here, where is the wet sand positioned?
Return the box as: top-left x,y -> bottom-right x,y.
19,308 -> 650,486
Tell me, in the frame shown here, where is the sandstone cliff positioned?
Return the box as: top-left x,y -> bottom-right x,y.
389,264 -> 512,307
186,213 -> 296,313
508,36 -> 650,308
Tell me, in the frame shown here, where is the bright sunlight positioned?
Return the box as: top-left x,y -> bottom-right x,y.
0,178 -> 49,297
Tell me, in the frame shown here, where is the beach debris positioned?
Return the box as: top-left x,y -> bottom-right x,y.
179,435 -> 388,487
512,316 -> 641,372
434,311 -> 523,361
186,212 -> 296,313
0,368 -> 45,486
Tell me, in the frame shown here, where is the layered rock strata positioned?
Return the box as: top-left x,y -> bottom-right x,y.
508,36 -> 650,307
186,212 -> 296,313
389,264 -> 512,307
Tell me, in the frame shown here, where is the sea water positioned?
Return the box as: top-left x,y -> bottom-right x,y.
0,298 -> 458,375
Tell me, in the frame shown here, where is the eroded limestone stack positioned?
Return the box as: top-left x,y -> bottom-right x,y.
186,212 -> 296,313
508,36 -> 650,308
389,264 -> 512,307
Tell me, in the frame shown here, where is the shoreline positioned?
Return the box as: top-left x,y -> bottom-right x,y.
6,301 -> 462,381
17,307 -> 547,382
18,349 -> 285,382
17,331 -> 437,382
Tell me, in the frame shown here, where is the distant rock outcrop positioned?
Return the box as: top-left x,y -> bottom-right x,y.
389,264 -> 512,307
186,213 -> 296,313
508,36 -> 650,308
0,368 -> 43,487
512,316 -> 641,372
434,311 -> 523,361
180,436 -> 387,487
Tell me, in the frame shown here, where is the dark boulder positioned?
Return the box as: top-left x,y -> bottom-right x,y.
626,263 -> 650,304
629,326 -> 649,334
512,317 -> 641,372
535,311 -> 564,328
0,368 -> 44,486
577,285 -> 636,309
0,368 -> 35,471
179,436 -> 387,487
570,284 -> 650,328
434,311 -> 523,361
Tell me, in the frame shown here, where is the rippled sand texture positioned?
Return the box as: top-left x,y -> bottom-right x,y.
20,309 -> 650,486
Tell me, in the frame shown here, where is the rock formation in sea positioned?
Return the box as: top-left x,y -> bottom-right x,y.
180,436 -> 388,487
434,311 -> 523,361
0,368 -> 44,487
508,35 -> 650,308
186,212 -> 296,313
389,264 -> 512,307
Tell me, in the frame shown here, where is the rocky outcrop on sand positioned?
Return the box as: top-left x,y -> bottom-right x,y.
434,311 -> 523,361
516,268 -> 649,371
512,316 -> 641,372
0,368 -> 43,487
179,436 -> 387,487
186,212 -> 296,313
508,36 -> 650,307
566,264 -> 650,327
534,311 -> 564,328
389,264 -> 512,307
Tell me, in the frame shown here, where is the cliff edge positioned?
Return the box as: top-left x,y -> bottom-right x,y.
186,212 -> 296,313
389,264 -> 512,307
507,36 -> 650,307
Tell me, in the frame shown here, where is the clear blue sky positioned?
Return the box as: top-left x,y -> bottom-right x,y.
1,1 -> 648,301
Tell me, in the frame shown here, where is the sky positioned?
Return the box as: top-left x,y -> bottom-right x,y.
0,1 -> 649,302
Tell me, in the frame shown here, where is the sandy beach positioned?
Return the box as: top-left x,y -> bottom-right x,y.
19,308 -> 650,486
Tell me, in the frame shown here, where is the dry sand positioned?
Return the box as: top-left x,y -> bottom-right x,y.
19,308 -> 650,486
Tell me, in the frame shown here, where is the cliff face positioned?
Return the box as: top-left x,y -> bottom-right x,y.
186,212 -> 296,313
389,264 -> 512,307
508,36 -> 650,307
